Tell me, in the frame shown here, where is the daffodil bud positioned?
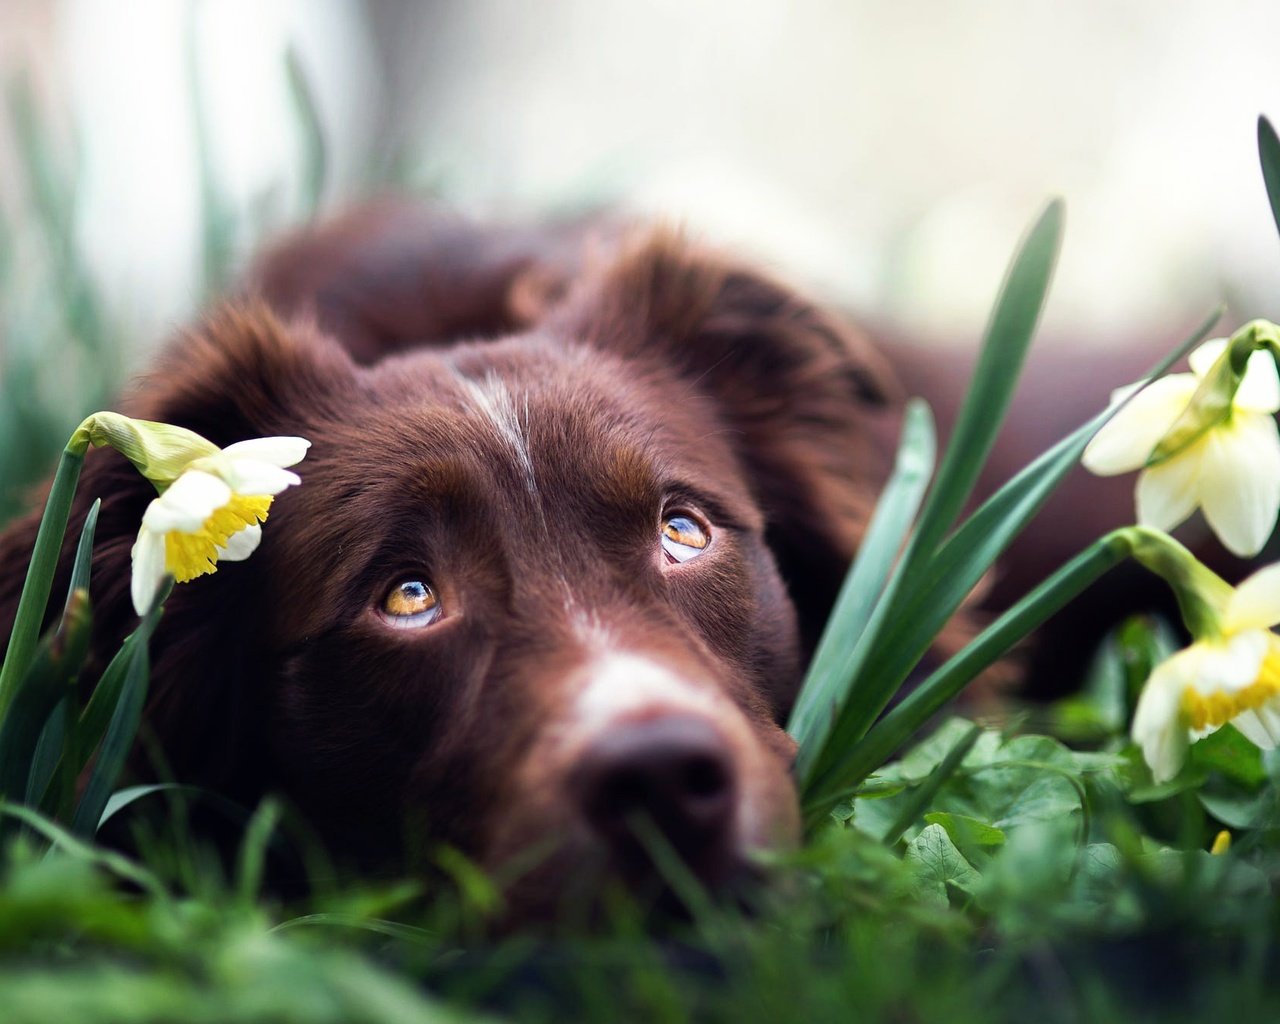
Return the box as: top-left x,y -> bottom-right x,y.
71,412 -> 219,491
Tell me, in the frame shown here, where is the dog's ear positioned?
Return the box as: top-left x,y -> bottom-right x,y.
0,305 -> 355,792
554,230 -> 902,653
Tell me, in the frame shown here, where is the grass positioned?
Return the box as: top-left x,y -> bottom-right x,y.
4,55 -> 1280,1023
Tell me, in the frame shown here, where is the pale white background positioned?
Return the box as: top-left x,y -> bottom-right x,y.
2,0 -> 1279,355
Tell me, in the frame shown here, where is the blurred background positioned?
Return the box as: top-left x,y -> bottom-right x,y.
2,0 -> 1280,531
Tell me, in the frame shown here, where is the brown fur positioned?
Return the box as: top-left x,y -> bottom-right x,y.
0,210 -> 899,916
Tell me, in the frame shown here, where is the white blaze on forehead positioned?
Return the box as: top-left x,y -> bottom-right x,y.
460,372 -> 537,494
574,652 -> 723,733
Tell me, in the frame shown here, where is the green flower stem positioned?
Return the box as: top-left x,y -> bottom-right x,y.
1125,526 -> 1230,639
0,443 -> 85,720
802,531 -> 1135,828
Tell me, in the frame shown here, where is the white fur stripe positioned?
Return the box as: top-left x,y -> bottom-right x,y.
460,373 -> 537,495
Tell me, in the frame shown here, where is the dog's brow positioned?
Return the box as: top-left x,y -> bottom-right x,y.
457,371 -> 538,496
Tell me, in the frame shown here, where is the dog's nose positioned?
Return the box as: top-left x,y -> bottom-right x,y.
572,715 -> 737,878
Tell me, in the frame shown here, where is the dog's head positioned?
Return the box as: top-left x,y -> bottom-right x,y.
0,227 -> 894,918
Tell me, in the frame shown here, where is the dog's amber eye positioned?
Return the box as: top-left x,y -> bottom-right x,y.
661,514 -> 710,563
380,580 -> 441,628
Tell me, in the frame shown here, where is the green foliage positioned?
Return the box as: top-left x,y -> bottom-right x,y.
790,205 -> 1221,822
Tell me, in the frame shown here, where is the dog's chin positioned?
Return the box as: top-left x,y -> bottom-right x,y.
487,833 -> 775,933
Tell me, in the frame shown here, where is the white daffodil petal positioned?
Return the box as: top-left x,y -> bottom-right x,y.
218,459 -> 302,496
1200,415 -> 1280,557
1135,444 -> 1203,533
222,436 -> 312,468
1225,564 -> 1280,632
1236,349 -> 1280,413
1131,656 -> 1193,783
130,527 -> 167,616
1082,375 -> 1200,475
142,471 -> 232,533
1188,338 -> 1228,379
216,524 -> 262,562
1232,703 -> 1280,749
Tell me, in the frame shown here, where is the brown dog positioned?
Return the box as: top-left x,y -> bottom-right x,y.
0,208 -> 899,918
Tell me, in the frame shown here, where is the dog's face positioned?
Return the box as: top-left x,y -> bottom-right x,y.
0,225 -> 893,917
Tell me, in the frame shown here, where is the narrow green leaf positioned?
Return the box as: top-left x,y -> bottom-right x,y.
270,914 -> 436,943
788,399 -> 935,768
1258,116 -> 1280,246
0,446 -> 85,718
0,590 -> 91,805
98,782 -> 196,829
25,696 -> 68,811
804,534 -> 1132,825
71,598 -> 163,836
285,47 -> 328,215
65,499 -> 100,601
25,501 -> 101,810
0,801 -> 165,896
75,581 -> 170,772
878,722 -> 983,847
236,799 -> 283,904
184,11 -> 236,297
904,200 -> 1063,568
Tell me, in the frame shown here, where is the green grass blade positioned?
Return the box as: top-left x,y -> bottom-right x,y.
0,589 -> 90,805
75,582 -> 170,771
0,447 -> 85,718
185,11 -> 236,297
1258,116 -> 1280,245
236,799 -> 283,904
71,598 -> 163,837
24,500 -> 102,811
878,722 -> 983,847
270,914 -> 436,943
0,801 -> 166,896
788,399 -> 935,763
903,200 -> 1063,567
286,47 -> 328,215
804,534 -> 1131,825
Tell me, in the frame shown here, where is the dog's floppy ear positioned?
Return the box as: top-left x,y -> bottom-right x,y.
554,229 -> 902,652
0,304 -> 355,791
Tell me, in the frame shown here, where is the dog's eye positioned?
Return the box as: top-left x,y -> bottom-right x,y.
380,580 -> 442,628
661,513 -> 710,563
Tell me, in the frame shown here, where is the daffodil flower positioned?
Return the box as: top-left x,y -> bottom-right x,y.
1082,335 -> 1280,557
70,412 -> 310,615
127,436 -> 310,614
1131,562 -> 1280,782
